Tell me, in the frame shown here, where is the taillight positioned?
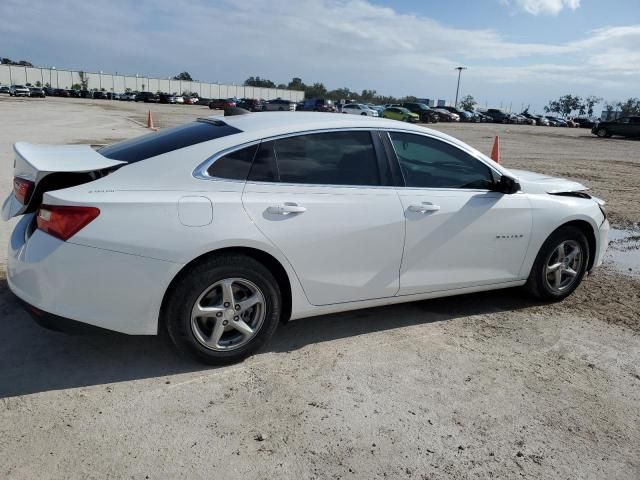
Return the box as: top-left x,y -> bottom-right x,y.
13,177 -> 34,204
36,205 -> 100,241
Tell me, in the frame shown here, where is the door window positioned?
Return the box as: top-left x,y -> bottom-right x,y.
249,131 -> 381,186
389,132 -> 495,190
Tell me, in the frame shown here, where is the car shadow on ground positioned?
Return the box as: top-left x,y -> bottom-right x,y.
0,279 -> 539,398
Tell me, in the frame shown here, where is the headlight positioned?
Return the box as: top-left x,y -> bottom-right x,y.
592,196 -> 606,219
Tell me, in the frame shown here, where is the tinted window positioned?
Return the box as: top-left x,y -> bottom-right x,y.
207,144 -> 258,180
256,131 -> 380,186
100,119 -> 241,163
389,132 -> 494,189
248,141 -> 278,182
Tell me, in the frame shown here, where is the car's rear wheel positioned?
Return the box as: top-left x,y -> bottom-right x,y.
596,128 -> 610,138
525,226 -> 589,301
164,254 -> 281,365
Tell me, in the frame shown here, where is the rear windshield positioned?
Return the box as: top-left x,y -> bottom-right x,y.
99,119 -> 242,163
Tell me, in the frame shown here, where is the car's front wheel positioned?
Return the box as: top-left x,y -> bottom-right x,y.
596,128 -> 610,138
525,225 -> 589,301
164,254 -> 281,365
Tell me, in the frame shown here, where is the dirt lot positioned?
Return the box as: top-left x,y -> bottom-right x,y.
0,96 -> 638,480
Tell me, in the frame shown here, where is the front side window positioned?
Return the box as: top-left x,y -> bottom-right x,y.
617,117 -> 630,124
389,132 -> 495,190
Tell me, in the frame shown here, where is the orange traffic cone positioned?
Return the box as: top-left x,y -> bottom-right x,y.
490,136 -> 500,163
147,110 -> 155,129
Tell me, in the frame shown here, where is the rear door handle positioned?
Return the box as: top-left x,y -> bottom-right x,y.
408,202 -> 440,213
267,203 -> 307,215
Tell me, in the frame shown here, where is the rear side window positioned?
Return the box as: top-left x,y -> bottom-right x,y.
207,144 -> 258,180
99,119 -> 241,163
272,131 -> 380,186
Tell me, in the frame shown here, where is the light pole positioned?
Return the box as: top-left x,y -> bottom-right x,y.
454,66 -> 467,108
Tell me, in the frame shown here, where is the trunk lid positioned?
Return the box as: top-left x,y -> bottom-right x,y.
2,142 -> 125,220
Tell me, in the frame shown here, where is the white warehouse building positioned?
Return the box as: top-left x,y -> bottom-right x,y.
0,64 -> 304,102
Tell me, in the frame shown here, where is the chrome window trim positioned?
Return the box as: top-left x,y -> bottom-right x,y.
383,128 -> 503,192
193,127 -> 384,187
192,126 -> 504,191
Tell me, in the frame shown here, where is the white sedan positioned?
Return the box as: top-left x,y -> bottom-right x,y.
342,103 -> 379,116
2,112 -> 609,364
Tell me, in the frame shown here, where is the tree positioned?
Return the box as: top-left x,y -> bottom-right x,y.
544,94 -> 582,118
78,71 -> 89,90
244,76 -> 276,88
287,77 -> 305,90
458,94 -> 477,111
304,82 -> 327,98
173,72 -> 193,81
35,80 -> 42,87
360,89 -> 377,102
71,83 -> 82,90
616,97 -> 640,116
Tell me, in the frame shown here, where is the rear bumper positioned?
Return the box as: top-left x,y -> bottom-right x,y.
7,214 -> 183,335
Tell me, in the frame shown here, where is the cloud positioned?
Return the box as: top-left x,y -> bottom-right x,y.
0,0 -> 636,110
501,0 -> 581,15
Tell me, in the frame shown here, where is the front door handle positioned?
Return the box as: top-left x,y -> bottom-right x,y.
408,202 -> 440,213
267,203 -> 307,215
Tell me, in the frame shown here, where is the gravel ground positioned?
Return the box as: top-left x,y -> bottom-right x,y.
0,96 -> 638,480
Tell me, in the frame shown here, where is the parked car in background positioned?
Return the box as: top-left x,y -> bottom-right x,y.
1,112 -> 609,364
545,116 -> 568,127
9,85 -> 31,97
440,106 -> 469,121
264,98 -> 296,111
0,85 -> 11,94
53,89 -> 69,98
434,108 -> 459,122
119,92 -> 136,101
367,105 -> 385,116
42,87 -> 55,96
592,116 -> 640,138
382,106 -> 419,123
28,87 -> 45,98
209,98 -> 236,110
482,108 -> 511,123
183,96 -> 198,105
92,91 -> 107,100
237,98 -> 265,112
302,98 -> 337,112
159,93 -> 177,104
68,90 -> 82,98
342,103 -> 378,116
573,117 -> 598,129
135,91 -> 159,103
400,102 -> 439,123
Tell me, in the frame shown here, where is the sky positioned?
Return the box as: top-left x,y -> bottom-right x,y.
1,0 -> 639,112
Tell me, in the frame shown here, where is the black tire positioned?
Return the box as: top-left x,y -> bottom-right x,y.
164,254 -> 281,365
596,128 -> 610,138
525,225 -> 589,301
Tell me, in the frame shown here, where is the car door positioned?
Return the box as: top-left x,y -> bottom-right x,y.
384,131 -> 532,295
242,130 -> 405,306
612,117 -> 631,136
631,117 -> 640,137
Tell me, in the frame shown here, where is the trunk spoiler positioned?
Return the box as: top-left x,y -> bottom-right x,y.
2,142 -> 125,220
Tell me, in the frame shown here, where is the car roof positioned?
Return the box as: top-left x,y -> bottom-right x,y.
218,111 -> 443,142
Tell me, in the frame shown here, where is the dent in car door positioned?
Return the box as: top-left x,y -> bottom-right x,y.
242,132 -> 405,306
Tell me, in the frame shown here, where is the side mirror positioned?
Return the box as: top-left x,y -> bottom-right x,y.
495,175 -> 520,194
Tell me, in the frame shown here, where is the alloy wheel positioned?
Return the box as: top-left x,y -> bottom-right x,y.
543,240 -> 583,293
190,278 -> 266,351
